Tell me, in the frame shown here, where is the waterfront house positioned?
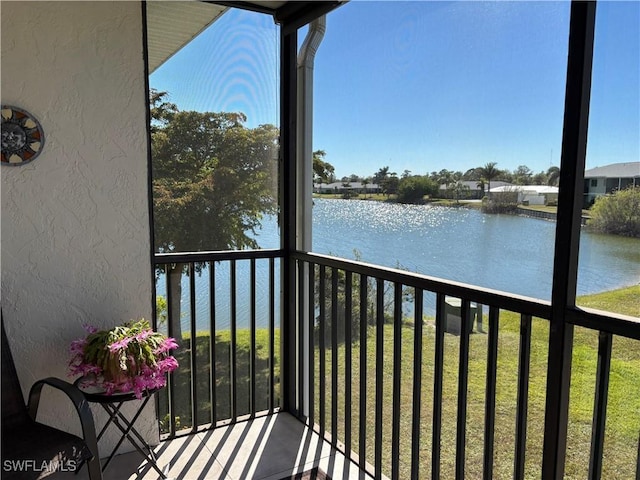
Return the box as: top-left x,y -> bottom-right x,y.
314,182 -> 381,195
2,2 -> 638,479
490,185 -> 560,206
439,180 -> 512,200
583,161 -> 640,206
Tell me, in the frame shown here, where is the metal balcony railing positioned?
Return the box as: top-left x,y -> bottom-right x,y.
153,249 -> 639,479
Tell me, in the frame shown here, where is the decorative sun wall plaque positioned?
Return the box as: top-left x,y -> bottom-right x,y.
1,106 -> 45,166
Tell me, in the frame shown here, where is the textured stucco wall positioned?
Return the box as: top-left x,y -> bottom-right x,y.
1,1 -> 157,454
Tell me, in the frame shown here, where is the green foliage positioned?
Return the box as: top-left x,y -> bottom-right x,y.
81,319 -> 167,382
314,252 -> 415,342
547,165 -> 560,186
481,188 -> 518,214
373,166 -> 399,196
313,150 -> 335,183
150,91 -> 279,340
151,91 -> 278,253
396,175 -> 437,203
588,186 -> 640,237
480,161 -> 501,194
156,295 -> 167,326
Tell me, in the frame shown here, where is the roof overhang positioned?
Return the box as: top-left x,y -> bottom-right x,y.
146,1 -> 345,73
146,2 -> 228,74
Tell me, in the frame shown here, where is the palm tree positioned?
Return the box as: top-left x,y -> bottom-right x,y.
480,162 -> 500,197
547,166 -> 560,186
476,178 -> 486,198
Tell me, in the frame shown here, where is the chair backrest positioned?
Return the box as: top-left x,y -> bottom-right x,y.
1,318 -> 31,431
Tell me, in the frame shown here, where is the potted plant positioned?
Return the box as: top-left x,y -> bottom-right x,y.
69,319 -> 178,398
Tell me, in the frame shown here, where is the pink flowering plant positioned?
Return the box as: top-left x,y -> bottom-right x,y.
69,319 -> 178,399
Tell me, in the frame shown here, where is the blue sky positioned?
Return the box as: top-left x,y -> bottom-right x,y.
150,1 -> 639,180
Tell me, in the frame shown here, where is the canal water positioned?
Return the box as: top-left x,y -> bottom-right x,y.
157,198 -> 639,331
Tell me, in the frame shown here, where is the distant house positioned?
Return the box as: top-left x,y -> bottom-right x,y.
490,185 -> 559,205
314,181 -> 381,194
583,162 -> 639,206
439,180 -> 511,199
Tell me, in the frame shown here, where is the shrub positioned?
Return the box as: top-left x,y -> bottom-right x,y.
397,176 -> 437,204
588,186 -> 640,237
481,191 -> 518,213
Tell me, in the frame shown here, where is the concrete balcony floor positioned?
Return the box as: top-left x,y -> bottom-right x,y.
51,413 -> 373,480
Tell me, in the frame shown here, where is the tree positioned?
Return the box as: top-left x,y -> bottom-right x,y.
588,187 -> 640,237
513,165 -> 533,185
532,171 -> 547,185
386,172 -> 399,196
151,91 -> 278,341
547,166 -> 560,186
313,150 -> 335,183
373,166 -> 390,186
436,169 -> 461,199
397,175 -> 437,204
476,178 -> 486,197
479,162 -> 500,197
463,167 -> 483,180
451,181 -> 471,203
361,178 -> 369,198
149,88 -> 177,133
314,251 -> 415,342
374,166 -> 398,197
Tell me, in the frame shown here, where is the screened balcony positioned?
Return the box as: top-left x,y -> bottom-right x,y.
142,3 -> 640,478
3,1 -> 638,480
144,1 -> 639,479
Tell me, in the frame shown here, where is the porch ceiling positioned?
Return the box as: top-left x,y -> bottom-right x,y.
146,1 -> 288,74
146,1 -> 227,73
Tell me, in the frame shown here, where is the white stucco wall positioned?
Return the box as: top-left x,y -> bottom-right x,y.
1,1 -> 157,456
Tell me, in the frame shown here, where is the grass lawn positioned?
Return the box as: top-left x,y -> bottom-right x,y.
162,286 -> 639,479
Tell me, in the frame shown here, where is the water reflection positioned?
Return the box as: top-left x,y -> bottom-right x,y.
157,198 -> 639,331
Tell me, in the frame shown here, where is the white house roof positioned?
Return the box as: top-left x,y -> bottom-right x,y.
439,180 -> 511,191
584,162 -> 640,179
490,185 -> 559,194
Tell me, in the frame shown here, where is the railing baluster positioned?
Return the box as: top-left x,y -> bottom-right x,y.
483,306 -> 500,480
432,293 -> 446,480
588,330 -> 612,480
166,264 -> 176,437
319,264 -> 327,435
359,274 -> 368,474
391,282 -> 403,480
410,289 -> 424,480
515,314 -> 532,480
250,258 -> 257,417
269,257 -> 276,413
189,262 -> 198,431
298,260 -> 305,418
331,267 -> 339,446
209,261 -> 217,426
345,270 -> 353,458
636,430 -> 640,480
308,262 -> 315,425
230,259 -> 237,421
375,278 -> 384,479
456,300 -> 471,480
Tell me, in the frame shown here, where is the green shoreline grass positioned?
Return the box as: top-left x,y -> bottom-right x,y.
162,285 -> 639,479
